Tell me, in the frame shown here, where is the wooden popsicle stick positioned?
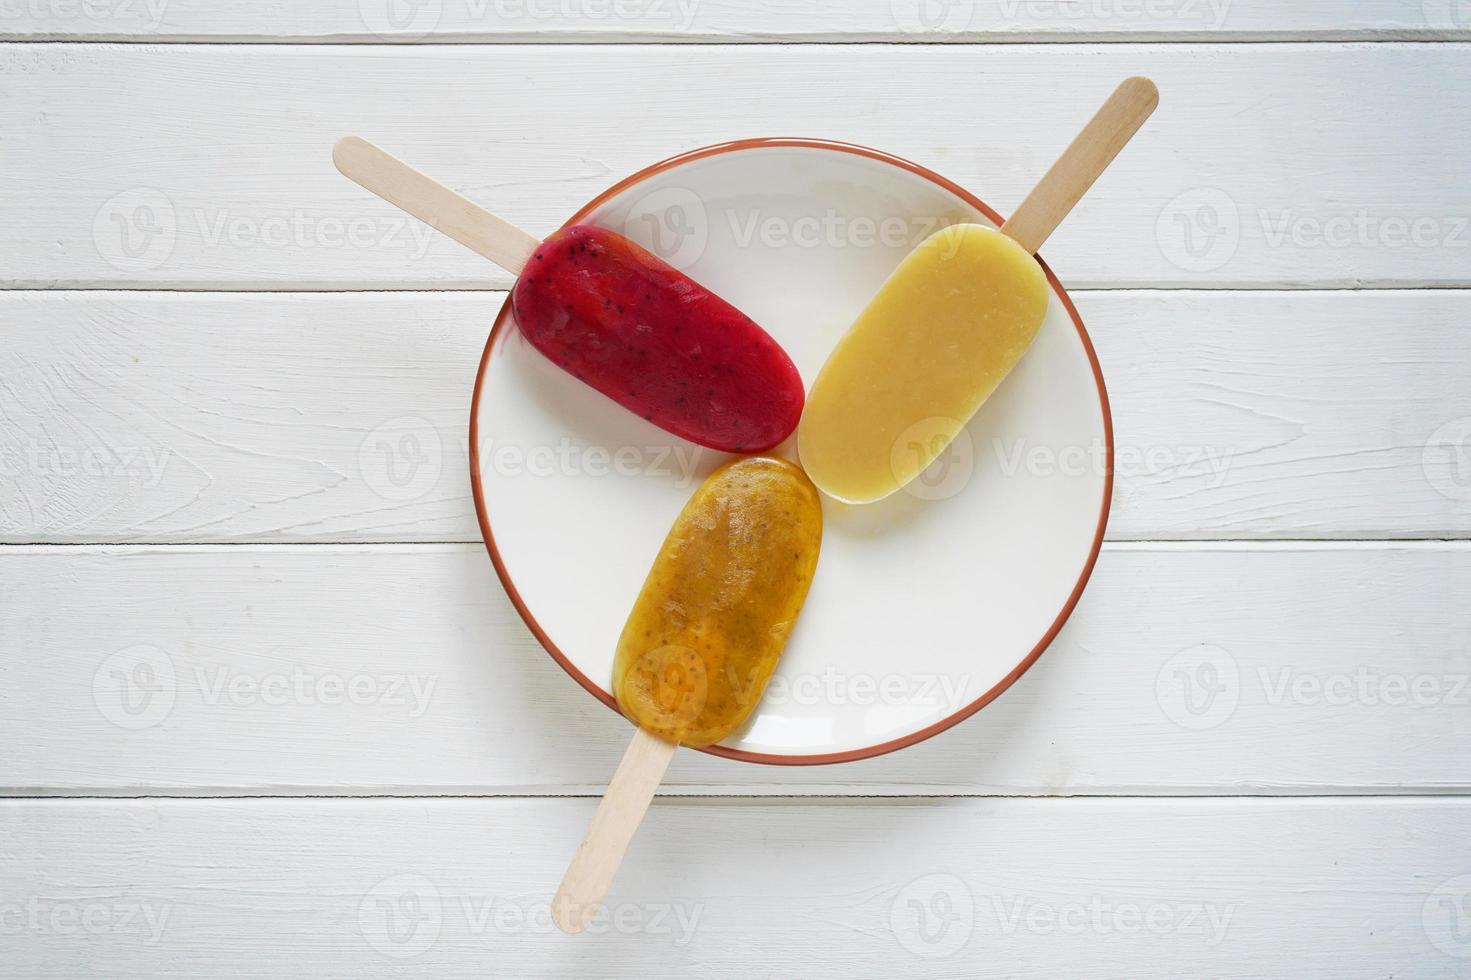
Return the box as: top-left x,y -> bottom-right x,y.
552,726 -> 677,934
1000,76 -> 1159,255
332,136 -> 540,274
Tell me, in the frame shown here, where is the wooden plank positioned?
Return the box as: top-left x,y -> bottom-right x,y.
4,289 -> 1467,543
4,1 -> 1468,42
4,44 -> 1470,289
1,798 -> 1466,976
3,542 -> 1467,794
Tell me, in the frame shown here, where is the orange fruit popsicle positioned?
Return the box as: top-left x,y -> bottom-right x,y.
612,455 -> 823,747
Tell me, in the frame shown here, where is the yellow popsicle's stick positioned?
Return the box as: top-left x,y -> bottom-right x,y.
552,726 -> 678,934
1001,76 -> 1159,255
332,136 -> 539,274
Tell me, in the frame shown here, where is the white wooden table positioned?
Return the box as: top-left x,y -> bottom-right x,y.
4,5 -> 1470,976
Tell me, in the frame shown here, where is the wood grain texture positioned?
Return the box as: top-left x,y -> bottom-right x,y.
3,542 -> 1466,795
5,44 -> 1471,289
4,289 -> 1467,544
6,17 -> 1470,980
2,798 -> 1467,977
4,1 -> 1469,42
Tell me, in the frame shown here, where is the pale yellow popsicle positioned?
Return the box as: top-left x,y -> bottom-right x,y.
797,224 -> 1049,504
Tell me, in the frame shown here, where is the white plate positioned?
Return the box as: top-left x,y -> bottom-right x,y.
471,139 -> 1111,764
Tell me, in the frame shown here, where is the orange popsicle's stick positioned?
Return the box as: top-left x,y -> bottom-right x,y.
553,726 -> 677,934
1000,76 -> 1159,255
332,136 -> 540,274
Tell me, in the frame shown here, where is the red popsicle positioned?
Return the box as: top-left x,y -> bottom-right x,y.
332,138 -> 803,453
513,226 -> 803,453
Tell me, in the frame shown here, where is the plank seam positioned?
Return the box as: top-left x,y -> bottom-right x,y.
3,35 -> 1471,46
9,282 -> 1471,293
4,792 -> 1471,802
8,287 -> 1471,298
2,540 -> 1469,550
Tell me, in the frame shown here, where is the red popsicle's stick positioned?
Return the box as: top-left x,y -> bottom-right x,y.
333,136 -> 540,274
